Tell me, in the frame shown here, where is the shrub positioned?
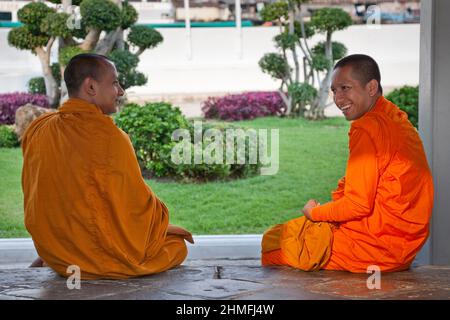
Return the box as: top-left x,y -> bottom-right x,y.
108,50 -> 147,90
0,125 -> 20,148
0,92 -> 49,125
202,92 -> 285,121
115,102 -> 261,182
27,77 -> 46,94
115,102 -> 191,177
385,85 -> 418,128
27,63 -> 61,94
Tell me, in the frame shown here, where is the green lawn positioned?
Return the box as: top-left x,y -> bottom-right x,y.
0,117 -> 349,238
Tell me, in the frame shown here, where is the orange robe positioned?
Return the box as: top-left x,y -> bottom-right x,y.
22,98 -> 187,279
262,96 -> 434,272
261,216 -> 334,271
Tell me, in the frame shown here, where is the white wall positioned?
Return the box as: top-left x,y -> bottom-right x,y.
0,24 -> 419,95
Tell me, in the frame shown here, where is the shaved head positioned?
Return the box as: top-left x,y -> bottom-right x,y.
334,54 -> 382,94
64,53 -> 113,96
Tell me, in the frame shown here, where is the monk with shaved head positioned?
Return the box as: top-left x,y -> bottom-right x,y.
262,54 -> 434,272
23,53 -> 193,279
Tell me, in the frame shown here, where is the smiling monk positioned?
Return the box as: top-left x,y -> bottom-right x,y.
262,54 -> 434,272
22,54 -> 193,279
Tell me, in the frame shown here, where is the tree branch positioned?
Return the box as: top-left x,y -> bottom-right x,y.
79,28 -> 101,51
95,28 -> 120,55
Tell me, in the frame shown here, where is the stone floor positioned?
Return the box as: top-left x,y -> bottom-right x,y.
1,259 -> 449,300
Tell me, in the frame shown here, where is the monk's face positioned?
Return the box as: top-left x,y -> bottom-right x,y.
331,65 -> 379,121
92,62 -> 124,115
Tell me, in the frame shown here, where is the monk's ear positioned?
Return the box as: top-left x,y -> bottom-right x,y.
83,78 -> 97,96
367,79 -> 379,97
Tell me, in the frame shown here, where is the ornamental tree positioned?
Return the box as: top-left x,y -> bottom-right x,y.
259,1 -> 352,119
8,0 -> 163,107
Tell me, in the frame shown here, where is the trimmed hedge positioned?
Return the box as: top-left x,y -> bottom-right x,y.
386,85 -> 419,129
0,92 -> 49,125
0,125 -> 19,148
115,102 -> 261,182
202,92 -> 285,121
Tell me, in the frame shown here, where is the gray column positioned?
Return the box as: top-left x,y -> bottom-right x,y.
417,0 -> 450,265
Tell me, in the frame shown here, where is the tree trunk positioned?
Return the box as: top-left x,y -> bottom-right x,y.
35,47 -> 60,107
278,89 -> 292,116
95,28 -> 120,55
288,10 -> 299,83
79,28 -> 101,51
115,28 -> 125,50
310,32 -> 333,120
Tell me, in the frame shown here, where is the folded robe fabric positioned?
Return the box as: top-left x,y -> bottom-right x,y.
261,216 -> 333,271
21,98 -> 187,279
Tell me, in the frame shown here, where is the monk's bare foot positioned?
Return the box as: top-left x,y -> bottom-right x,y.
29,257 -> 47,267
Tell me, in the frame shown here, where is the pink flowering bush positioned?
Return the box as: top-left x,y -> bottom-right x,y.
0,92 -> 49,125
202,91 -> 285,121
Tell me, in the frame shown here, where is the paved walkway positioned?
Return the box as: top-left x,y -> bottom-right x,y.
1,259 -> 449,300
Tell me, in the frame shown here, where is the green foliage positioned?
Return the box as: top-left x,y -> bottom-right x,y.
7,26 -> 49,51
311,41 -> 347,71
27,63 -> 61,94
288,82 -> 317,106
108,50 -> 147,89
0,126 -> 19,148
72,20 -> 88,40
17,2 -> 54,33
310,8 -> 352,34
59,46 -> 87,66
127,25 -> 163,51
115,103 -> 260,181
274,32 -> 298,50
289,21 -> 315,39
27,77 -> 46,94
40,12 -> 73,39
121,1 -> 138,29
259,1 -> 289,22
80,0 -> 121,32
311,41 -> 347,60
114,102 -> 190,177
259,53 -> 290,80
51,62 -> 61,85
385,85 -> 419,128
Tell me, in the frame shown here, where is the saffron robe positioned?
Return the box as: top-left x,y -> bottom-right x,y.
262,96 -> 434,272
22,98 -> 187,279
261,216 -> 333,271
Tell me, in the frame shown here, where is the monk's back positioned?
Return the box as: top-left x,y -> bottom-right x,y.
22,104 -> 123,276
22,99 -> 187,279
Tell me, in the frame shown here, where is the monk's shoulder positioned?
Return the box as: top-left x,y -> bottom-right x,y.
96,117 -> 134,151
350,114 -> 383,140
21,112 -> 58,149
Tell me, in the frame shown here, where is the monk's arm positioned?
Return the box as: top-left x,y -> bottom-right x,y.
167,224 -> 194,244
331,176 -> 346,201
311,128 -> 378,222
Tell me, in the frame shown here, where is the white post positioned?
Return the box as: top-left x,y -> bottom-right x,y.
184,0 -> 192,60
235,0 -> 242,59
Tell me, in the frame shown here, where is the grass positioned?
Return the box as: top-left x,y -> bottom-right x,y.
0,117 -> 349,238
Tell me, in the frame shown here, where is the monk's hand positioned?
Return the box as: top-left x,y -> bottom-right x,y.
302,199 -> 320,221
167,224 -> 195,244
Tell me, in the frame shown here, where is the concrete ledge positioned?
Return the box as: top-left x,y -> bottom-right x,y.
0,235 -> 262,265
